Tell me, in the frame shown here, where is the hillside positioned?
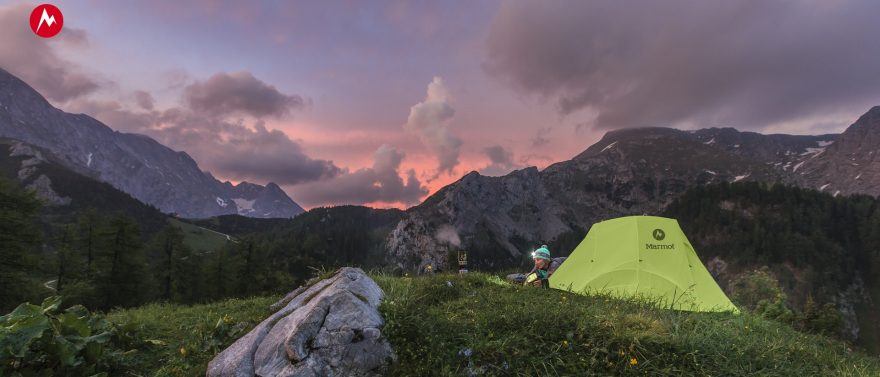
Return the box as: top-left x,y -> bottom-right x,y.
93,273 -> 880,376
0,141 -> 272,312
159,183 -> 880,351
168,218 -> 235,253
0,68 -> 303,218
249,206 -> 405,272
387,106 -> 880,273
664,182 -> 880,352
0,138 -> 168,238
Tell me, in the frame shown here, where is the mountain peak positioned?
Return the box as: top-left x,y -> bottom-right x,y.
0,68 -> 304,218
0,68 -> 51,108
838,105 -> 880,144
852,106 -> 880,129
575,127 -> 691,160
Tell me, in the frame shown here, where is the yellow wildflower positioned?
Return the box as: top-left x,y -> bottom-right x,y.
629,357 -> 638,366
180,347 -> 188,357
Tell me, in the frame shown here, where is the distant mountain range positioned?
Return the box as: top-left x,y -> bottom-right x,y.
0,68 -> 303,219
0,137 -> 170,236
388,106 -> 880,271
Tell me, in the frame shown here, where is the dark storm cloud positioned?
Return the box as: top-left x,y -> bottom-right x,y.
68,70 -> 337,186
485,145 -> 512,165
183,71 -> 306,118
132,90 -> 155,110
480,145 -> 523,177
290,144 -> 428,207
203,121 -> 341,185
531,126 -> 551,147
66,99 -> 158,133
69,91 -> 341,186
484,1 -> 880,130
0,4 -> 101,103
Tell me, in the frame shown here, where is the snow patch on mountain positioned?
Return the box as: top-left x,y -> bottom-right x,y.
232,198 -> 256,215
802,147 -> 825,156
216,197 -> 228,207
600,141 -> 618,153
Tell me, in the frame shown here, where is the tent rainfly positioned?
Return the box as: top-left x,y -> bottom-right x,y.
550,216 -> 738,313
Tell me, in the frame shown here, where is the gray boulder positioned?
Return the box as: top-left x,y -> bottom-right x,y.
207,267 -> 395,377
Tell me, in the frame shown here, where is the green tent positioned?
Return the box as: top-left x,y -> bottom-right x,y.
550,216 -> 738,313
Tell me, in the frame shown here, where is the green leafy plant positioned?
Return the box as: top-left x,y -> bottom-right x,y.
0,296 -> 114,376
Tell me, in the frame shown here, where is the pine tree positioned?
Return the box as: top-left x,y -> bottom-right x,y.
54,225 -> 79,292
0,178 -> 44,311
99,214 -> 153,308
76,208 -> 100,279
155,225 -> 187,301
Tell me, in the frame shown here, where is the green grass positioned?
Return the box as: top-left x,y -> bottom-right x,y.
106,295 -> 281,377
101,273 -> 879,376
375,272 -> 880,376
168,218 -> 233,253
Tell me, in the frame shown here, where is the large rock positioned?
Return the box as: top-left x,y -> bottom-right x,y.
207,267 -> 395,377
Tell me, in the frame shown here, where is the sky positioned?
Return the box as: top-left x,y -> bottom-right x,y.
2,1 -> 880,209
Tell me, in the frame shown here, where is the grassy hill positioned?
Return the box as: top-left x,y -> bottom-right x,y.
168,218 -> 234,253
99,272 -> 879,376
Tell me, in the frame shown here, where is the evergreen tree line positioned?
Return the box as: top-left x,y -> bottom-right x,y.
1,178 -> 404,313
49,216 -> 302,311
9,178 -> 876,316
665,181 -> 880,304
0,178 -> 299,312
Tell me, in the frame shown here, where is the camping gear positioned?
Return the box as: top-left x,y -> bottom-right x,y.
532,246 -> 551,261
458,251 -> 468,274
550,216 -> 738,313
524,272 -> 549,288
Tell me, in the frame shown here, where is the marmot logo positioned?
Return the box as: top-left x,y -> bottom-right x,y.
652,229 -> 665,241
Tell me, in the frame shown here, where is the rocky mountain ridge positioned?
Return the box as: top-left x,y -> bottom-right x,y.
0,68 -> 303,219
388,107 -> 880,272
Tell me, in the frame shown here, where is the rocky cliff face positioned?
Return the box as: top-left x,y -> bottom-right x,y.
0,137 -> 172,236
225,181 -> 304,217
387,167 -> 570,271
387,108 -> 880,271
0,68 -> 303,219
792,106 -> 880,197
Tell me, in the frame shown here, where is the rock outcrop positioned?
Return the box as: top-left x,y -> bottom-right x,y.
793,106 -> 880,196
207,268 -> 395,377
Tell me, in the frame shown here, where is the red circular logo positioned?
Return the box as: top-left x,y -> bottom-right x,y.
29,4 -> 64,38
